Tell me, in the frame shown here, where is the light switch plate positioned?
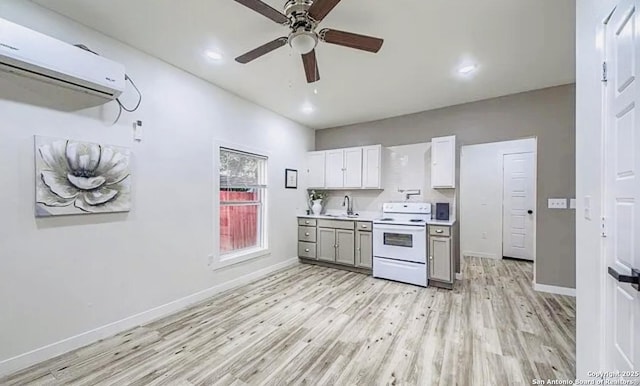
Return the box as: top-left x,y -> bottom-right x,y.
548,198 -> 567,209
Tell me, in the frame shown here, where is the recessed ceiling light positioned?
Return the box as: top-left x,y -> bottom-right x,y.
205,50 -> 223,61
458,64 -> 477,75
302,103 -> 314,114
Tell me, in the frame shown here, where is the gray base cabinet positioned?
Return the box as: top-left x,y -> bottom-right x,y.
336,229 -> 355,265
355,230 -> 372,268
298,217 -> 372,272
428,225 -> 456,289
317,228 -> 337,262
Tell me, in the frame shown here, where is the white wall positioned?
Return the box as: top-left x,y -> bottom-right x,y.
322,143 -> 456,217
0,0 -> 314,376
459,139 -> 536,261
576,0 -> 614,377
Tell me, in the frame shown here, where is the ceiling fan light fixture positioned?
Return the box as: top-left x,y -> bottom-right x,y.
288,31 -> 318,54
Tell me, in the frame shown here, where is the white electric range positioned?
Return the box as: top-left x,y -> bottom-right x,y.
373,202 -> 431,287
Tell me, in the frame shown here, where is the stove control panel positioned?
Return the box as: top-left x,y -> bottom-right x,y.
382,202 -> 432,214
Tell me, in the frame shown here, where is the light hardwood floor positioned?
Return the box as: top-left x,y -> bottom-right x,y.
1,257 -> 575,386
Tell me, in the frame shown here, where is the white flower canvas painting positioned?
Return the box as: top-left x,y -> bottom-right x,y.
34,136 -> 131,217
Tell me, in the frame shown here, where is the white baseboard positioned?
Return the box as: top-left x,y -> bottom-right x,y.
534,282 -> 576,297
462,251 -> 499,260
0,257 -> 300,378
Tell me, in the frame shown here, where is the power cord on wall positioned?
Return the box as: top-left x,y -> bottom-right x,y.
74,44 -> 142,125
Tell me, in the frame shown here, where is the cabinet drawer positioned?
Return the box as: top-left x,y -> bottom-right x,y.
298,226 -> 317,242
356,221 -> 372,231
298,218 -> 317,226
298,242 -> 317,259
317,219 -> 355,230
429,225 -> 450,237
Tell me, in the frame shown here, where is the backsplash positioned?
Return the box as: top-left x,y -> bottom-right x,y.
320,142 -> 456,217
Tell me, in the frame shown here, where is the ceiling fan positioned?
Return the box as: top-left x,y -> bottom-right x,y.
233,0 -> 384,83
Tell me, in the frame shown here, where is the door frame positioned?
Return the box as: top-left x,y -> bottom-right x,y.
458,139 -> 537,272
598,8 -> 610,372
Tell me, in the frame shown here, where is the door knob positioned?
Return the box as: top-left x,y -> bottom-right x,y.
528,210 -> 533,214
608,267 -> 640,291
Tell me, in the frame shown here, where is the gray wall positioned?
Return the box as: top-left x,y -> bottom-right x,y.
316,84 -> 576,289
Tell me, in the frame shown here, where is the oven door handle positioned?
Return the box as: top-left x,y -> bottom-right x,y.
373,225 -> 426,232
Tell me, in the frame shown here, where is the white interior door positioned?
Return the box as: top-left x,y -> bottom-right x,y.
604,0 -> 640,373
502,152 -> 535,260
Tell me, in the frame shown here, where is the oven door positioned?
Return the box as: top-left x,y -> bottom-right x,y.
373,224 -> 427,263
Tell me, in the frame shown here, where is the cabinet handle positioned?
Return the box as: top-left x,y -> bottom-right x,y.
361,225 -> 368,229
305,221 -> 310,224
305,248 -> 310,252
356,247 -> 361,251
429,256 -> 433,260
334,244 -> 338,248
305,232 -> 310,236
436,229 -> 444,234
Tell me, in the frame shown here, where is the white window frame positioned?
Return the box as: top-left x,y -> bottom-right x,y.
212,141 -> 270,269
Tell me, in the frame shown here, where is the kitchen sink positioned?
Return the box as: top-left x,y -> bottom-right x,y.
323,214 -> 360,219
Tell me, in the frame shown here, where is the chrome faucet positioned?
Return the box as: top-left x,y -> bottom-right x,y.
342,195 -> 353,216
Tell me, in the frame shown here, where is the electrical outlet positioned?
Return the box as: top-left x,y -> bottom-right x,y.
207,254 -> 214,266
482,232 -> 487,239
548,198 -> 567,209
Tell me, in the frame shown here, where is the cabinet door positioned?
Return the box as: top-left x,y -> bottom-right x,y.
429,237 -> 452,283
431,135 -> 456,188
317,228 -> 336,262
307,151 -> 326,188
362,145 -> 381,189
325,150 -> 345,188
356,231 -> 372,268
335,229 -> 355,265
343,148 -> 363,188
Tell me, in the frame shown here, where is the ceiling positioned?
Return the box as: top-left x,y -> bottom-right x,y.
32,0 -> 576,129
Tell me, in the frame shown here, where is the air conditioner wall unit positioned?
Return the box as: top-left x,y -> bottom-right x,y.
0,17 -> 125,105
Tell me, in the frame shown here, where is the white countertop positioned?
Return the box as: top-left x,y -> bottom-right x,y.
297,213 -> 456,226
297,213 -> 378,222
425,218 -> 457,226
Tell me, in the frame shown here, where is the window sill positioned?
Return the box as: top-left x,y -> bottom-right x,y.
213,247 -> 271,270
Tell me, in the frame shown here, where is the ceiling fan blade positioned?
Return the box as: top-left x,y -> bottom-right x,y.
308,0 -> 341,22
235,37 -> 288,64
234,0 -> 289,24
320,28 -> 384,53
302,50 -> 320,83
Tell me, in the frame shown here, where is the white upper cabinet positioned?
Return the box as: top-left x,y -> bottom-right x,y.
343,148 -> 363,188
325,149 -> 346,188
431,135 -> 456,189
307,145 -> 383,190
362,145 -> 382,189
306,151 -> 326,189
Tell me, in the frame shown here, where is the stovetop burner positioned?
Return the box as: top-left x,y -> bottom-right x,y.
379,218 -> 394,221
410,219 -> 425,222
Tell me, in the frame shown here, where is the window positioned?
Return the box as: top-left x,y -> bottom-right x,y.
218,147 -> 268,259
